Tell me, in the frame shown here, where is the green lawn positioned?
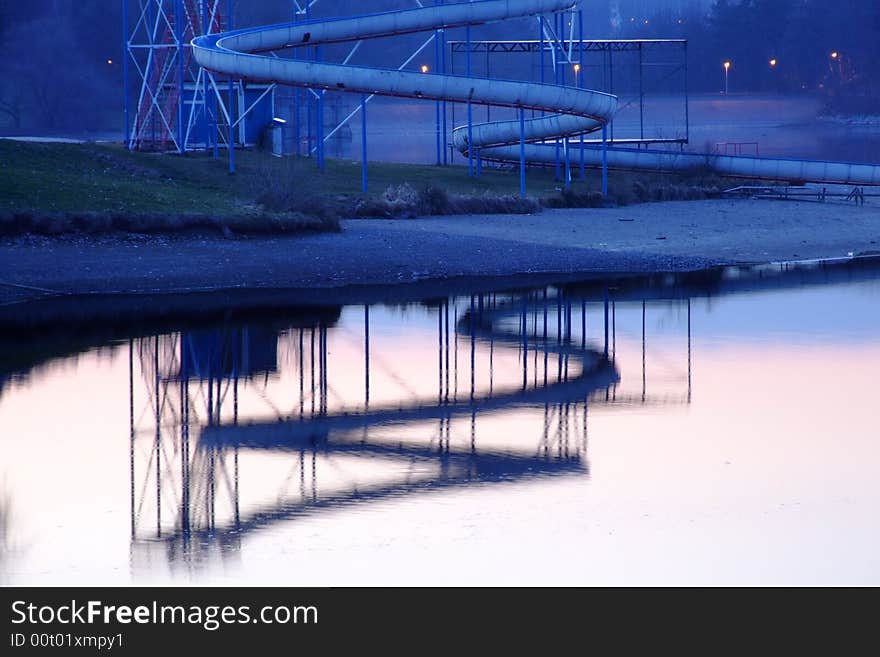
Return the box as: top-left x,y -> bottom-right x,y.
0,139 -> 731,225
0,139 -> 588,215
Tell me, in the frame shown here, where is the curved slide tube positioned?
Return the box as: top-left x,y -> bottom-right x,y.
192,1 -> 615,160
482,142 -> 880,185
192,0 -> 880,186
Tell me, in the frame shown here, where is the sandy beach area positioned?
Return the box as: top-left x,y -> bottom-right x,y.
2,198 -> 879,306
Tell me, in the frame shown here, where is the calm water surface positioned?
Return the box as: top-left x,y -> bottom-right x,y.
1,262 -> 879,585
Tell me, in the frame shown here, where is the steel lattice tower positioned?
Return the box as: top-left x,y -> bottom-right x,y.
123,0 -> 226,152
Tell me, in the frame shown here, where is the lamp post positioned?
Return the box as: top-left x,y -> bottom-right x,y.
830,51 -> 842,78
723,61 -> 731,94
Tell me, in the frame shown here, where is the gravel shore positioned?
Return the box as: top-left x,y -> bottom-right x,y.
2,199 -> 879,305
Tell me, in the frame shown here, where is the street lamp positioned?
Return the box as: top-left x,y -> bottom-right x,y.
723,61 -> 731,94
573,63 -> 581,75
420,64 -> 429,74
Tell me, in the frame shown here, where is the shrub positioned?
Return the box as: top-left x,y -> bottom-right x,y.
0,210 -> 339,238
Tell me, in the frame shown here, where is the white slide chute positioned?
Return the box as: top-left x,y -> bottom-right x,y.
193,0 -> 880,186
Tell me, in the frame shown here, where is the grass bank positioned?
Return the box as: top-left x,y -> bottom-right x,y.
0,139 -> 732,237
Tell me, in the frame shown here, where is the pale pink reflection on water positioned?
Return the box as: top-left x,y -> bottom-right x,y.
1,269 -> 878,585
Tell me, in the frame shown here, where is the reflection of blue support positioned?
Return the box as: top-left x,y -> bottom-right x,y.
603,287 -> 609,359
521,296 -> 528,390
361,95 -> 368,192
364,306 -> 370,408
519,109 -> 526,197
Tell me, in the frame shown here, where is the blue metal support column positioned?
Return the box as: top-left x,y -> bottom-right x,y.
293,88 -> 301,156
601,124 -> 608,197
316,44 -> 325,171
211,80 -> 219,158
227,0 -> 235,174
306,1 -> 312,160
361,95 -> 368,192
122,0 -> 130,147
552,14 -> 560,181
441,22 -> 448,165
317,91 -> 324,170
434,0 -> 441,166
608,49 -> 614,143
578,8 -> 585,181
638,43 -> 645,141
202,1 -> 211,153
564,138 -> 571,186
684,41 -> 690,145
292,7 -> 300,157
466,24 -> 473,177
175,0 -> 185,154
519,108 -> 526,198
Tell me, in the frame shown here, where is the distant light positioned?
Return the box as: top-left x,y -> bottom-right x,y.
420,64 -> 429,74
573,63 -> 581,74
107,59 -> 113,65
644,19 -> 649,24
723,61 -> 731,71
830,51 -> 839,59
769,58 -> 777,67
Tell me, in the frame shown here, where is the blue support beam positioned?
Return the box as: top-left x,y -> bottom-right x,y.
175,0 -> 185,154
519,108 -> 526,198
122,0 -> 130,148
227,0 -> 235,174
361,95 -> 368,193
578,8 -> 585,180
466,24 -> 473,177
601,124 -> 608,197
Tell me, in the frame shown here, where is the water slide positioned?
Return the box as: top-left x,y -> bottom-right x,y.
192,0 -> 880,186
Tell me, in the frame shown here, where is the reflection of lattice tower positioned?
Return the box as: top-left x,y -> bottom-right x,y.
124,1 -> 225,152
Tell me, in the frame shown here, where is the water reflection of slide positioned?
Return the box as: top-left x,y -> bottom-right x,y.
192,0 -> 880,185
127,289 -> 700,574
